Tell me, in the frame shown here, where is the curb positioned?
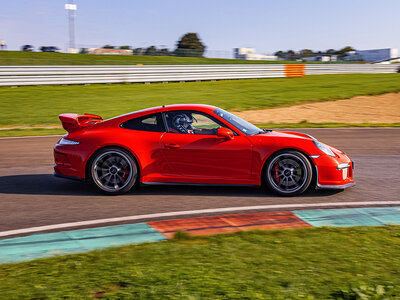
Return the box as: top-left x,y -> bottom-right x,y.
1,206 -> 400,264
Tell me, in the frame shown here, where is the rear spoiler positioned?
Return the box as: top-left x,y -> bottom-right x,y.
59,113 -> 103,133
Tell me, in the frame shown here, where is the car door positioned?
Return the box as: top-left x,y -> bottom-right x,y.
161,110 -> 253,181
120,112 -> 171,181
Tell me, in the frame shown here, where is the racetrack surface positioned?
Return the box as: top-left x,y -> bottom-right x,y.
0,128 -> 399,234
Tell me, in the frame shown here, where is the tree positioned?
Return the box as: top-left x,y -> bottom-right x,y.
286,50 -> 297,60
119,45 -> 131,50
336,46 -> 356,57
158,48 -> 170,56
336,46 -> 356,59
144,46 -> 157,56
102,45 -> 115,49
175,33 -> 206,57
133,48 -> 143,55
274,50 -> 285,58
300,49 -> 314,57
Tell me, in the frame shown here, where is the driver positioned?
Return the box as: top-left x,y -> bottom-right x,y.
168,112 -> 220,135
172,113 -> 194,133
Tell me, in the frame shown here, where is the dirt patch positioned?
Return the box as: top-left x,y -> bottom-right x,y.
234,93 -> 400,124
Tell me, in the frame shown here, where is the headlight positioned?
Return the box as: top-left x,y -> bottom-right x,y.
58,137 -> 80,145
313,141 -> 335,157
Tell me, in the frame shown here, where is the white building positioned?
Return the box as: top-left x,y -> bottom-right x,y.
345,48 -> 398,62
87,48 -> 133,55
234,48 -> 278,61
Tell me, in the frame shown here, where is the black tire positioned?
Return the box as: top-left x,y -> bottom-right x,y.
264,150 -> 313,196
89,147 -> 138,195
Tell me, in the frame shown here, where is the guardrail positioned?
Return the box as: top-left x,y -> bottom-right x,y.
0,64 -> 397,86
306,64 -> 399,75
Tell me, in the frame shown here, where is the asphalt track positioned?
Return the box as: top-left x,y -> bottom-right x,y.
0,128 -> 399,235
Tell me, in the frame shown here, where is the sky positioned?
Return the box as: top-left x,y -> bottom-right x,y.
0,0 -> 399,57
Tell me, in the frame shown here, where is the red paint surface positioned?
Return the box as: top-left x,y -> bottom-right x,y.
148,211 -> 312,238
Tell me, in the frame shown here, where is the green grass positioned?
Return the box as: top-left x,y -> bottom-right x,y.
0,128 -> 65,137
0,74 -> 399,128
1,226 -> 400,299
0,50 -> 325,65
257,122 -> 400,129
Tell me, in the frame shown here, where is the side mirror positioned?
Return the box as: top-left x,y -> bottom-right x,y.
217,127 -> 234,140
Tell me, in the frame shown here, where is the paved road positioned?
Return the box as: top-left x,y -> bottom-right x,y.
0,128 -> 399,233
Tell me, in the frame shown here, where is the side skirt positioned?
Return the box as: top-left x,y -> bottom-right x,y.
54,172 -> 84,182
141,182 -> 260,187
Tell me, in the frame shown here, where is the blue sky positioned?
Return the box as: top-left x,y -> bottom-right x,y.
1,0 -> 399,57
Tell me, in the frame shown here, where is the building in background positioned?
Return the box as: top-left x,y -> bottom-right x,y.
85,48 -> 133,55
233,48 -> 277,61
345,48 -> 398,62
0,39 -> 6,50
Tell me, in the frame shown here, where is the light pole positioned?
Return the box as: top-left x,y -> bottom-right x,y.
65,0 -> 77,53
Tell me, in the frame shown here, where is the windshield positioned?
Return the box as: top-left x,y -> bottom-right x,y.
213,108 -> 262,135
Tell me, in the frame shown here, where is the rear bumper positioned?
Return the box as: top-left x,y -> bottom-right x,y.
54,144 -> 88,179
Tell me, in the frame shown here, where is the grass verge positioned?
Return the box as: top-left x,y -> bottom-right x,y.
1,226 -> 400,299
256,122 -> 400,129
0,74 -> 399,128
0,128 -> 65,137
0,50 -> 328,65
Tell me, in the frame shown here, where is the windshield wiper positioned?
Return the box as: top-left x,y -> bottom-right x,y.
253,129 -> 272,135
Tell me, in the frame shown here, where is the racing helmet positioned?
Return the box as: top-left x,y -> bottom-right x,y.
173,113 -> 194,133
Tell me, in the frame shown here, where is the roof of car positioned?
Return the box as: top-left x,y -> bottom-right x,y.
161,104 -> 218,112
131,104 -> 219,116
104,104 -> 220,124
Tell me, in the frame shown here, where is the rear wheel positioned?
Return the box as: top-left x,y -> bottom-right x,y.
90,148 -> 138,194
264,150 -> 312,196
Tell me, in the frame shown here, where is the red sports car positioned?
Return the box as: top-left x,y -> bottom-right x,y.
54,104 -> 355,196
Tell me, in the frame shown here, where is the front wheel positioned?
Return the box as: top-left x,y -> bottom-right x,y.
90,148 -> 138,194
264,150 -> 313,196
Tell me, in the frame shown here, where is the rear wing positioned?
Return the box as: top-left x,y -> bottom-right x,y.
59,113 -> 103,133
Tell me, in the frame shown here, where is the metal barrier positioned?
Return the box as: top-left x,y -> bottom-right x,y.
305,64 -> 399,75
0,64 -> 397,86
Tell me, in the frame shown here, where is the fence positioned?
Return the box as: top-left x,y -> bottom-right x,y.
306,64 -> 399,75
0,64 -> 398,86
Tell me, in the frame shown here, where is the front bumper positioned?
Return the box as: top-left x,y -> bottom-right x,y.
316,182 -> 356,190
311,153 -> 355,190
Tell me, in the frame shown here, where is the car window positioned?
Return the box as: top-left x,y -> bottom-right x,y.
121,113 -> 165,132
214,108 -> 261,135
164,111 -> 225,135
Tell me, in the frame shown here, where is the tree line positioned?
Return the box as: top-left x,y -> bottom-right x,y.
274,46 -> 356,60
92,33 -> 206,57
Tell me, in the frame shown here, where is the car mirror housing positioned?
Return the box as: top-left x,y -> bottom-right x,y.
217,127 -> 234,140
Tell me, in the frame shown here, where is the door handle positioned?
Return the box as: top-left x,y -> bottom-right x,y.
165,143 -> 180,149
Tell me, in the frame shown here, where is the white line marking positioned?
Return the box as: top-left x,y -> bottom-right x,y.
1,201 -> 400,238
